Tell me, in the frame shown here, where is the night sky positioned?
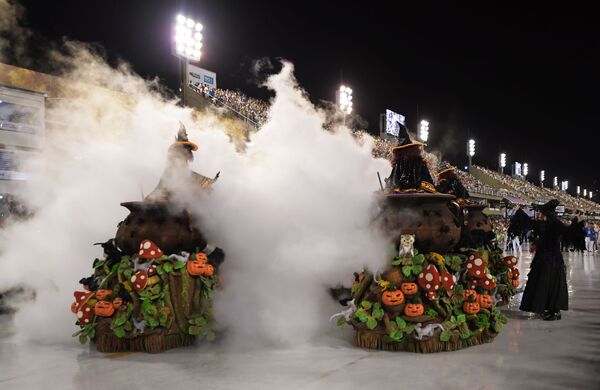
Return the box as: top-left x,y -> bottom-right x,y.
14,0 -> 600,197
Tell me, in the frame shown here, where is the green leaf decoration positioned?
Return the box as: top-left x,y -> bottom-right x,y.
336,316 -> 346,327
391,258 -> 403,266
395,317 -> 407,329
412,264 -> 423,275
460,331 -> 472,340
412,254 -> 425,265
389,331 -> 403,341
354,308 -> 369,323
372,303 -> 384,320
174,261 -> 186,270
162,263 -> 173,273
360,300 -> 372,310
114,327 -> 126,338
405,324 -> 415,334
123,321 -> 133,332
402,266 -> 412,277
493,322 -> 502,333
123,269 -> 133,278
366,317 -> 378,330
425,308 -> 439,317
456,314 -> 467,324
79,334 -> 88,344
148,318 -> 159,328
114,315 -> 127,327
440,331 -> 451,342
188,326 -> 200,335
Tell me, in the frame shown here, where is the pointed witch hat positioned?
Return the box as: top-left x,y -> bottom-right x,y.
173,122 -> 198,151
391,121 -> 423,152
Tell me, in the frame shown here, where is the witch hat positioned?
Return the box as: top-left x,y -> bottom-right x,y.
436,161 -> 456,176
173,122 -> 198,151
537,199 -> 560,217
391,121 -> 423,152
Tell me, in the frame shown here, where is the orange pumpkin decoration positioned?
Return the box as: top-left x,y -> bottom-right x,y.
463,289 -> 477,300
404,302 -> 425,317
401,282 -> 419,296
463,295 -> 480,314
381,289 -> 405,306
194,252 -> 208,263
187,259 -> 215,277
95,289 -> 112,300
477,293 -> 493,309
112,297 -> 123,309
507,269 -> 513,280
511,279 -> 519,288
94,300 -> 115,317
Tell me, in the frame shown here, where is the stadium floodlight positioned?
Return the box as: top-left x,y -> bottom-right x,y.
553,176 -> 558,187
338,85 -> 353,115
540,170 -> 545,182
174,14 -> 203,61
523,163 -> 528,177
590,191 -> 593,199
419,120 -> 429,142
584,189 -> 587,197
468,139 -> 475,157
499,153 -> 506,173
467,139 -> 475,172
577,186 -> 580,196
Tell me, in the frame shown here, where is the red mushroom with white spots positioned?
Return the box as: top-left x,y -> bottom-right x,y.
131,270 -> 149,292
72,291 -> 95,326
440,269 -> 456,292
148,264 -> 158,277
465,253 -> 486,279
481,273 -> 497,290
425,290 -> 439,301
503,255 -> 518,268
138,239 -> 163,260
469,279 -> 479,290
418,264 -> 441,294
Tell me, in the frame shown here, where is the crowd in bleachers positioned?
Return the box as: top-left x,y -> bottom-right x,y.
189,83 -> 269,126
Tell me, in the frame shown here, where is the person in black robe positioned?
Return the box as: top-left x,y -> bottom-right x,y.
435,162 -> 470,201
519,199 -> 568,321
568,217 -> 586,252
385,122 -> 435,193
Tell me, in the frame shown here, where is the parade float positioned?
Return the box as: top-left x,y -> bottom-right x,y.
71,125 -> 224,353
333,125 -> 509,352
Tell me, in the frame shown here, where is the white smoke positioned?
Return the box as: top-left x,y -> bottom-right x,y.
0,7 -> 390,347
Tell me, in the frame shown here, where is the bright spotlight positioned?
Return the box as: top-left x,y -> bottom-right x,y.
523,163 -> 528,176
419,120 -> 429,142
338,85 -> 353,114
500,153 -> 506,168
173,14 -> 203,61
468,139 -> 475,157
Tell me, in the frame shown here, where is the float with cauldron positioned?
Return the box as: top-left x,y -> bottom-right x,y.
333,123 -> 508,352
71,124 -> 224,353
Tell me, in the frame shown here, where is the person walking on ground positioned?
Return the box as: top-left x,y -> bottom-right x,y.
520,199 -> 568,321
584,222 -> 596,253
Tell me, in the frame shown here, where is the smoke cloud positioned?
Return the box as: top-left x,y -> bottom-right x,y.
0,13 -> 390,346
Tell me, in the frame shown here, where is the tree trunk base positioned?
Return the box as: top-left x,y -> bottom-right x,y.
354,329 -> 497,353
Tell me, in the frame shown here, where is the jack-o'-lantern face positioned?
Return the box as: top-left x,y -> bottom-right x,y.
401,282 -> 419,295
404,303 -> 425,317
112,297 -> 123,309
463,298 -> 480,314
463,289 -> 477,300
478,294 -> 493,309
95,289 -> 112,300
187,259 -> 214,277
94,300 -> 115,317
381,290 -> 405,306
194,253 -> 208,263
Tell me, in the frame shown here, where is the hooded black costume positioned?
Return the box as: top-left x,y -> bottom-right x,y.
435,162 -> 470,200
386,122 -> 435,192
519,199 -> 568,320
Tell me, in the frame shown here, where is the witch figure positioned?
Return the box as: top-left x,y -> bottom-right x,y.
385,122 -> 435,193
435,162 -> 470,202
519,199 -> 568,320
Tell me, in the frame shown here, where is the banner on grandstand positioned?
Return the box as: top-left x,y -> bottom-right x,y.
384,109 -> 406,137
187,64 -> 217,89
